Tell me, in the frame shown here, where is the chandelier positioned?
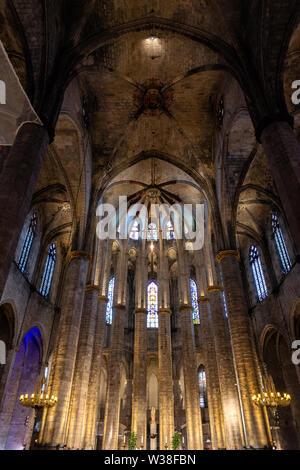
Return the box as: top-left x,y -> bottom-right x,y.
251,392 -> 291,409
19,392 -> 58,409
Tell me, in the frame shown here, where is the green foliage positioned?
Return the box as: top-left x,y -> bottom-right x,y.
172,432 -> 181,450
129,431 -> 137,450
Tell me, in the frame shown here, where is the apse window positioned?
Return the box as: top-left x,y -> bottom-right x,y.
198,366 -> 207,409
271,214 -> 292,274
190,279 -> 200,325
249,245 -> 268,301
40,243 -> 56,297
106,277 -> 115,325
166,221 -> 175,240
147,281 -> 158,328
147,223 -> 158,242
17,213 -> 37,274
129,220 -> 140,241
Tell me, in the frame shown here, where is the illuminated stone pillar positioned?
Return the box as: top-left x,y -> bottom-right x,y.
131,307 -> 147,447
177,241 -> 203,450
66,284 -> 100,449
158,307 -> 174,450
198,296 -> 225,450
131,248 -> 147,448
102,242 -> 128,450
206,286 -> 243,449
216,250 -> 269,449
40,251 -> 91,447
179,304 -> 203,450
83,295 -> 107,449
84,239 -> 112,449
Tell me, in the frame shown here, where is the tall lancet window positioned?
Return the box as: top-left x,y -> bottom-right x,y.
17,213 -> 37,273
106,277 -> 115,325
249,245 -> 268,301
40,243 -> 56,297
190,279 -> 200,324
271,214 -> 292,274
198,366 -> 207,408
166,221 -> 175,240
147,223 -> 158,242
147,281 -> 158,328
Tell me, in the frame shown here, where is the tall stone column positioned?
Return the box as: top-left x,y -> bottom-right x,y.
158,308 -> 174,450
216,250 -> 269,448
83,295 -> 107,449
198,296 -> 225,450
66,285 -> 100,449
131,247 -> 147,447
102,242 -> 128,450
177,241 -> 203,450
131,307 -> 147,448
84,239 -> 112,449
179,304 -> 203,450
260,121 -> 300,255
206,286 -> 243,449
39,251 -> 90,447
0,123 -> 49,297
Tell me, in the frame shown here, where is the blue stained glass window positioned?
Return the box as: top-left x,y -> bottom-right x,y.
40,243 -> 56,297
272,214 -> 292,274
147,281 -> 158,328
147,223 -> 158,242
106,278 -> 115,324
17,213 -> 37,273
198,366 -> 207,408
166,221 -> 175,240
190,279 -> 200,324
129,220 -> 139,240
249,245 -> 268,301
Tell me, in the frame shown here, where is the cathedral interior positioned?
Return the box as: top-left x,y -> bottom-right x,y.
0,0 -> 300,451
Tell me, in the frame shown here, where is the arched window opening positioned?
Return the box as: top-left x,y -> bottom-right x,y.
198,366 -> 207,408
17,213 -> 37,274
249,245 -> 268,301
190,279 -> 200,325
39,243 -> 56,297
166,221 -> 175,240
106,277 -> 115,324
272,214 -> 292,274
147,281 -> 158,328
147,223 -> 158,242
129,220 -> 140,240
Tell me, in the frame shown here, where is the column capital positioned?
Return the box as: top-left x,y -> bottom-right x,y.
158,307 -> 172,315
85,284 -> 101,292
98,295 -> 108,302
207,285 -> 224,294
68,250 -> 92,262
134,308 -> 147,315
198,296 -> 209,303
113,304 -> 126,310
216,250 -> 240,263
179,304 -> 193,311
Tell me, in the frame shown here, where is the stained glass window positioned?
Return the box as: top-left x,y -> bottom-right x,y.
220,271 -> 228,318
272,214 -> 292,274
147,281 -> 158,328
198,366 -> 207,408
147,223 -> 158,242
166,221 -> 175,240
258,370 -> 265,392
106,277 -> 115,324
190,279 -> 200,324
40,243 -> 56,297
129,220 -> 139,240
17,213 -> 37,273
249,245 -> 268,301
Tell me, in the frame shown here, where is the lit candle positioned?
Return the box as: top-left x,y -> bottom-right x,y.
141,436 -> 144,445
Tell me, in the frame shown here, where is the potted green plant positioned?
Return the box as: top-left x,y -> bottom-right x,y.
172,432 -> 181,450
129,431 -> 137,450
